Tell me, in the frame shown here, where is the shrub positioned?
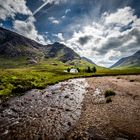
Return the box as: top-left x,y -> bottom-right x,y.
77,68 -> 80,72
105,90 -> 116,98
86,66 -> 92,73
67,68 -> 70,73
92,66 -> 97,73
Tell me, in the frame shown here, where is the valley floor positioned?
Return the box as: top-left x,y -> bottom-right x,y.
0,75 -> 140,140
66,75 -> 140,140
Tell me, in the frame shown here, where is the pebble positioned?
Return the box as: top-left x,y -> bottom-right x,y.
64,95 -> 70,99
67,122 -> 72,126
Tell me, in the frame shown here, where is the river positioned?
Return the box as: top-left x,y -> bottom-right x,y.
0,78 -> 88,140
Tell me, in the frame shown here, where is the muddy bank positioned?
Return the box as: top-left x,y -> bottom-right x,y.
0,78 -> 88,140
66,75 -> 140,140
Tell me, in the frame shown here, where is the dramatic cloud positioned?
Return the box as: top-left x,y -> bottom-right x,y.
55,33 -> 64,41
0,0 -> 31,20
0,0 -> 50,44
105,7 -> 136,26
78,36 -> 92,45
65,6 -> 140,67
13,17 -> 50,44
1,0 -> 140,67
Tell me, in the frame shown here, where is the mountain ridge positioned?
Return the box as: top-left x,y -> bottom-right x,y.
81,57 -> 96,65
0,27 -> 95,66
110,50 -> 140,68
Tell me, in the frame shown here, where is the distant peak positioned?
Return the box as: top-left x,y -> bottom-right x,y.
134,50 -> 140,55
53,42 -> 61,45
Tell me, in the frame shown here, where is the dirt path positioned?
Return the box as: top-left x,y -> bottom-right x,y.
66,75 -> 140,140
0,75 -> 140,140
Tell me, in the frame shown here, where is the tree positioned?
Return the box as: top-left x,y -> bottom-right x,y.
92,66 -> 97,73
67,68 -> 70,73
77,68 -> 80,73
87,66 -> 92,73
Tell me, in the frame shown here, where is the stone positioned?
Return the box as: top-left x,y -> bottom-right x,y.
65,108 -> 71,112
67,122 -> 71,126
64,95 -> 69,99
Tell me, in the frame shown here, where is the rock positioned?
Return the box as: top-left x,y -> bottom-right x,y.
2,103 -> 9,108
1,114 -> 4,117
28,99 -> 32,102
64,95 -> 69,99
52,91 -> 56,94
65,108 -> 71,112
11,108 -> 18,113
67,122 -> 72,126
50,108 -> 56,112
46,94 -> 50,97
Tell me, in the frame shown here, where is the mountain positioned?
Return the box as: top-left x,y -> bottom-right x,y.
44,42 -> 80,62
81,57 -> 96,65
0,27 -> 93,65
0,27 -> 44,58
111,50 -> 140,68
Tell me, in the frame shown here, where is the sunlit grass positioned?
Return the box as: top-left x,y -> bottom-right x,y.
0,58 -> 140,100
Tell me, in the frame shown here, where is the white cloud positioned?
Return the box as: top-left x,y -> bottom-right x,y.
64,6 -> 140,67
13,17 -> 50,45
65,9 -> 71,14
0,0 -> 51,45
48,17 -> 60,24
105,7 -> 136,26
0,23 -> 3,27
61,8 -> 71,20
53,33 -> 64,41
61,16 -> 66,19
0,0 -> 31,20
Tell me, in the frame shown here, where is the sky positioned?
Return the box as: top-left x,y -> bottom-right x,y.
0,0 -> 140,67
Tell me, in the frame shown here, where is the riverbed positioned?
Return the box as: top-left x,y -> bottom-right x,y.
0,78 -> 88,140
0,75 -> 140,140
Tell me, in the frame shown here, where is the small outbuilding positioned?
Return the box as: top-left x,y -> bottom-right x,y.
70,68 -> 79,73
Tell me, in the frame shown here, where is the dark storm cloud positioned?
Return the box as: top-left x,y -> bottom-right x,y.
78,36 -> 92,45
96,28 -> 140,56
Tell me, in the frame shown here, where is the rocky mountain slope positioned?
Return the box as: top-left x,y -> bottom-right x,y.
81,57 -> 96,65
0,27 -> 85,64
111,50 -> 140,68
0,27 -> 44,58
44,42 -> 80,63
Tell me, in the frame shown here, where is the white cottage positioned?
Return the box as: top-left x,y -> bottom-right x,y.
70,68 -> 78,73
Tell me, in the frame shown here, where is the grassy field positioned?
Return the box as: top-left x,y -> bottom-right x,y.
0,58 -> 140,100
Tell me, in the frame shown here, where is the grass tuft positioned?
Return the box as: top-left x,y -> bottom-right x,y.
105,90 -> 116,98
